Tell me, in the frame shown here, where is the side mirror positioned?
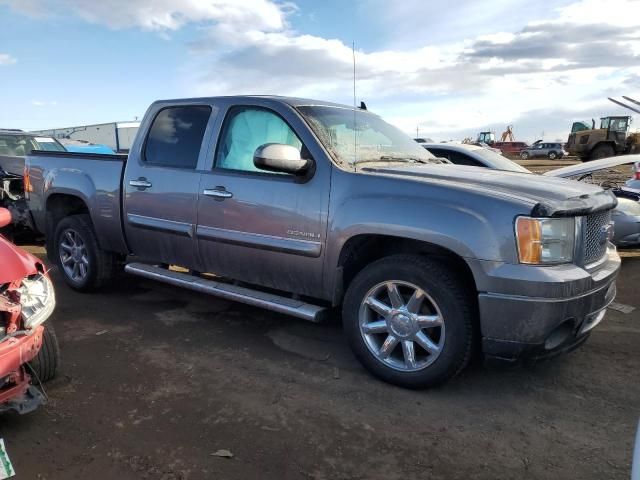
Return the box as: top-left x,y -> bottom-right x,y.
0,208 -> 11,228
253,143 -> 311,175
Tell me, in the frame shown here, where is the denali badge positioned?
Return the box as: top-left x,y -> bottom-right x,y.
287,230 -> 320,239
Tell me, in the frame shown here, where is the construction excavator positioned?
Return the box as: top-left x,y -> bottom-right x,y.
475,125 -> 515,144
566,96 -> 640,161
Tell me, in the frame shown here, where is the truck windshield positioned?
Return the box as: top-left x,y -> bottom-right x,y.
0,134 -> 65,156
297,105 -> 438,167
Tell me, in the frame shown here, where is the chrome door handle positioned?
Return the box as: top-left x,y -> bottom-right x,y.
203,188 -> 233,199
129,179 -> 152,189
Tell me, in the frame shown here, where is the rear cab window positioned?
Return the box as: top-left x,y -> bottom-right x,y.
144,105 -> 212,169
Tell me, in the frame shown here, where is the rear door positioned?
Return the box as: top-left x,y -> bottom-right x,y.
123,103 -> 217,268
195,101 -> 331,297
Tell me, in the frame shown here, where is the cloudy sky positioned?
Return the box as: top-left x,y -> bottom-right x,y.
0,0 -> 639,142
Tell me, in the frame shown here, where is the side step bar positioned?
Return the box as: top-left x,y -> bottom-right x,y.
124,263 -> 328,323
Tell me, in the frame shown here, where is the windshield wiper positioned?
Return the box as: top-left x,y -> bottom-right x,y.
379,156 -> 430,164
354,156 -> 431,165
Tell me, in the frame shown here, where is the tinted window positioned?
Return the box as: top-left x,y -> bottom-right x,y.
426,148 -> 448,159
447,151 -> 481,167
144,106 -> 211,169
216,107 -> 302,173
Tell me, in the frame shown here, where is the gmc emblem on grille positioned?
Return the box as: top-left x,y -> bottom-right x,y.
599,223 -> 613,245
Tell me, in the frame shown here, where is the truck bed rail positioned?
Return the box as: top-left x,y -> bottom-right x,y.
30,150 -> 127,162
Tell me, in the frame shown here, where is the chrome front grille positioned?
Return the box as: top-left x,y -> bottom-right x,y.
583,210 -> 612,264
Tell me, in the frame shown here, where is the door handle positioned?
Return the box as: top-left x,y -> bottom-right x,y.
129,179 -> 152,189
203,187 -> 233,199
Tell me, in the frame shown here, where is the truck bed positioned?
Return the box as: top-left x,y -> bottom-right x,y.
26,150 -> 129,254
0,154 -> 26,176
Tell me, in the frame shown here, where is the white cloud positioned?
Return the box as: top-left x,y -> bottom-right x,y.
31,100 -> 57,107
0,53 -> 16,66
0,0 -> 292,31
3,0 -> 639,141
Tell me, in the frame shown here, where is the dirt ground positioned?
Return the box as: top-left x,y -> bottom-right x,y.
0,244 -> 637,480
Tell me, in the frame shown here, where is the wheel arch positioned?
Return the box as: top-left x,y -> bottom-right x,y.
333,234 -> 478,307
45,193 -> 91,262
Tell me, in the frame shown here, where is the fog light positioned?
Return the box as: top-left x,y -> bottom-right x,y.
544,321 -> 574,350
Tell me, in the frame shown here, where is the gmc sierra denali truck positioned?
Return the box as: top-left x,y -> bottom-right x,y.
24,96 -> 620,388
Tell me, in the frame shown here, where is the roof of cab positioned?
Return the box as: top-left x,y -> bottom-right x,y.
151,95 -> 354,109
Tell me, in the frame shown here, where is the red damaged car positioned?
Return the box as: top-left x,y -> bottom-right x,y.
0,207 -> 59,414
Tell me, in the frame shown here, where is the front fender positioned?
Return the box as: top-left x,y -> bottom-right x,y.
323,170 -> 527,299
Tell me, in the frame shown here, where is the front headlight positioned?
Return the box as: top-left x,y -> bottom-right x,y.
18,274 -> 56,329
515,217 -> 575,264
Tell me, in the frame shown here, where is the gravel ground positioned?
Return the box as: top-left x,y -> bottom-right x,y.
0,245 -> 638,480
1,159 -> 638,479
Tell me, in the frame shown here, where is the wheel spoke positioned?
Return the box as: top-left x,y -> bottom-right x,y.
61,255 -> 74,265
406,289 -> 424,314
386,283 -> 404,309
80,255 -> 89,266
79,262 -> 87,277
378,335 -> 398,358
402,340 -> 417,369
417,314 -> 443,328
65,231 -> 75,246
72,262 -> 80,279
414,331 -> 440,354
60,242 -> 72,253
365,297 -> 391,318
362,320 -> 388,335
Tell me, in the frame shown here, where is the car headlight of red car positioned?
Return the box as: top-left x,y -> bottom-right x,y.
18,274 -> 56,329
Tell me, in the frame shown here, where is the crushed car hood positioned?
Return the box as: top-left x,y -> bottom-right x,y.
364,164 -> 617,217
0,235 -> 40,284
543,154 -> 640,178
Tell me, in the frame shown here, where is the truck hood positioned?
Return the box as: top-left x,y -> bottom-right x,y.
542,155 -> 640,178
0,235 -> 40,284
363,164 -> 617,217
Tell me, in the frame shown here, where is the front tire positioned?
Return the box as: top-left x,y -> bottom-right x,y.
342,255 -> 474,389
520,151 -> 529,160
29,323 -> 60,383
54,214 -> 116,291
589,143 -> 614,161
548,151 -> 557,159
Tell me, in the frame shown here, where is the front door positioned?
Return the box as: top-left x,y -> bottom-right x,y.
196,103 -> 330,297
123,104 -> 215,268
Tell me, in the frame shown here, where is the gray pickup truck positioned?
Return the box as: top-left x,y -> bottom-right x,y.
25,96 -> 620,388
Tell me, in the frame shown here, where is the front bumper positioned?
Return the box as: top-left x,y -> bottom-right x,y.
0,325 -> 45,413
470,247 -> 620,362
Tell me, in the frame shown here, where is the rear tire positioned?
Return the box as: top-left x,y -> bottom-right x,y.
29,323 -> 60,383
589,144 -> 615,161
342,255 -> 474,389
54,214 -> 116,291
548,151 -> 557,159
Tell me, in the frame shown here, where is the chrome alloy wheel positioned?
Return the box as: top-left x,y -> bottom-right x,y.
358,281 -> 445,372
59,229 -> 89,282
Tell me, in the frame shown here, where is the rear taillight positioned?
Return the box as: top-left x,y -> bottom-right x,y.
23,165 -> 33,194
634,162 -> 640,181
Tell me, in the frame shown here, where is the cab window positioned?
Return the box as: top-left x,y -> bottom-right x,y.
144,106 -> 211,169
215,107 -> 302,173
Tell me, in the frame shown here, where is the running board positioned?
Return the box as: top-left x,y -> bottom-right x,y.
124,263 -> 327,323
